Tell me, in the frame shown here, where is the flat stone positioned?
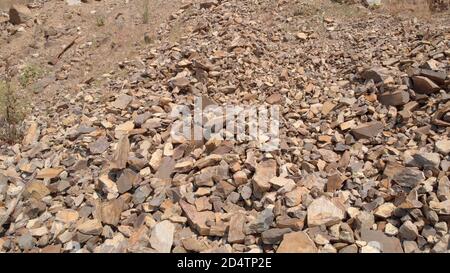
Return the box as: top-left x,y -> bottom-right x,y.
351,121 -> 384,140
150,220 -> 175,253
412,76 -> 440,94
77,219 -> 103,235
378,90 -> 410,106
36,168 -> 64,179
261,228 -> 292,244
252,159 -> 277,197
116,169 -> 138,194
98,198 -> 124,226
110,135 -> 130,169
228,213 -> 246,244
277,231 -> 317,253
307,196 -> 345,227
89,137 -> 110,154
435,139 -> 450,155
360,229 -> 403,253
112,94 -> 133,110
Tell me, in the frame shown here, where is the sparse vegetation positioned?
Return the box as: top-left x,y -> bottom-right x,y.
18,64 -> 43,88
96,15 -> 105,27
0,80 -> 27,144
143,0 -> 150,24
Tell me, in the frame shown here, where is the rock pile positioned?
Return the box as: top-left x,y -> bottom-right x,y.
0,0 -> 449,253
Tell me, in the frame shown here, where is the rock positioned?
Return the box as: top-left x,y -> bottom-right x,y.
285,187 -> 307,207
233,171 -> 247,186
9,4 -> 32,25
435,139 -> 450,155
89,137 -> 110,154
98,199 -> 124,226
110,135 -> 130,169
228,213 -> 246,244
392,167 -> 425,189
77,219 -> 103,235
378,90 -> 410,106
22,122 -> 40,147
364,0 -> 382,7
261,228 -> 292,244
351,121 -> 384,140
277,231 -> 317,253
150,220 -> 175,253
248,207 -> 274,233
180,200 -> 214,236
66,0 -> 82,5
360,229 -> 403,253
374,203 -> 395,219
385,223 -> 399,236
116,169 -> 138,194
361,67 -> 389,83
438,176 -> 450,201
36,168 -> 64,179
326,173 -> 345,192
56,209 -> 79,223
412,76 -> 440,94
266,93 -> 283,104
399,221 -> 419,241
18,233 -> 34,250
407,152 -> 441,169
26,181 -> 50,200
252,159 -> 277,197
307,196 -> 345,227
111,94 -> 133,110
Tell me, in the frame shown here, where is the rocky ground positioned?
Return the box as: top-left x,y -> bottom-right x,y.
0,0 -> 449,253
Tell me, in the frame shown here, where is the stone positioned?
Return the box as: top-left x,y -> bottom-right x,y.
307,196 -> 345,227
36,168 -> 64,179
326,173 -> 345,192
180,200 -> 214,236
374,203 -> 396,219
378,91 -> 410,106
399,221 -> 419,241
9,4 -> 32,25
351,121 -> 384,140
384,223 -> 399,236
116,169 -> 138,194
435,139 -> 450,155
360,229 -> 403,253
77,219 -> 103,235
112,94 -> 133,110
392,167 -> 425,189
285,187 -> 307,207
18,233 -> 34,250
56,209 -> 79,223
98,199 -> 124,226
228,213 -> 246,244
252,159 -> 277,197
150,220 -> 175,253
248,208 -> 274,233
277,231 -> 317,253
361,67 -> 389,83
261,228 -> 292,244
22,122 -> 40,147
89,137 -> 110,154
110,135 -> 130,169
233,171 -> 247,186
26,181 -> 50,200
412,76 -> 440,94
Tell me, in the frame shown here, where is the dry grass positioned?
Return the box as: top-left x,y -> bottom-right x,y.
0,80 -> 27,144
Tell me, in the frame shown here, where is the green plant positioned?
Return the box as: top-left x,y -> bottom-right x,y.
0,80 -> 27,144
18,64 -> 42,88
96,15 -> 105,27
143,0 -> 149,24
